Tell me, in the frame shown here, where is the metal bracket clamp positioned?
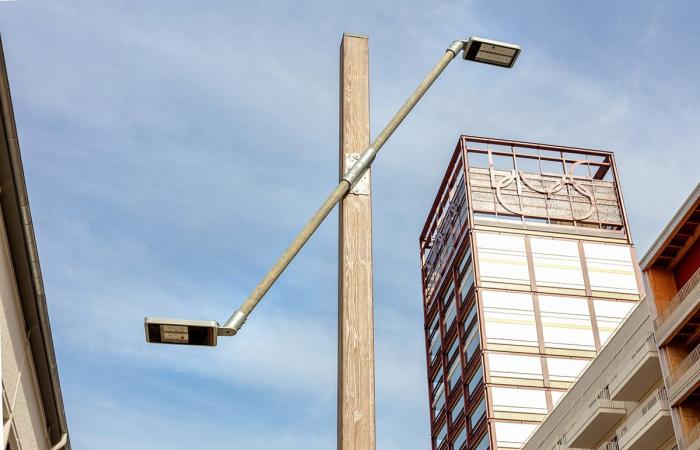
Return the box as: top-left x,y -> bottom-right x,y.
447,40 -> 466,56
220,309 -> 247,335
344,153 -> 371,195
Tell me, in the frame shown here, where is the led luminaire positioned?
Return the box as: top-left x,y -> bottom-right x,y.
144,317 -> 219,347
463,37 -> 521,68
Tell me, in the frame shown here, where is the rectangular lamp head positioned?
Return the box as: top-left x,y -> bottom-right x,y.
463,37 -> 520,68
145,317 -> 219,347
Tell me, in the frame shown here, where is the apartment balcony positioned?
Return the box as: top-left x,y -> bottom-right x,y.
667,343 -> 700,405
610,334 -> 661,402
655,267 -> 700,346
568,398 -> 627,448
679,423 -> 700,450
616,388 -> 673,450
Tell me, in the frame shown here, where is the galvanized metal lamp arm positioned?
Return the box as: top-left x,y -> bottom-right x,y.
221,40 -> 466,334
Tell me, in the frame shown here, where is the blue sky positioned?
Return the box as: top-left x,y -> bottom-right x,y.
1,1 -> 699,449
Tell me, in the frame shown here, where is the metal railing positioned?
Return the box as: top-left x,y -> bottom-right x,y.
599,440 -> 619,450
655,265 -> 700,332
617,387 -> 668,444
668,342 -> 700,388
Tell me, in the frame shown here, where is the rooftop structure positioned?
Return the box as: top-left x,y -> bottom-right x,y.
419,136 -> 643,450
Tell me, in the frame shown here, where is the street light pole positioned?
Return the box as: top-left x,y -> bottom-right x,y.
145,36 -> 521,346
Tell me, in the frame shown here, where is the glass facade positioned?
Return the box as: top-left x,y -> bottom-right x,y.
420,137 -> 641,450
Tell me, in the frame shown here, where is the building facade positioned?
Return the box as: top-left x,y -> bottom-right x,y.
0,35 -> 70,449
521,301 -> 674,450
419,136 -> 643,450
641,182 -> 700,449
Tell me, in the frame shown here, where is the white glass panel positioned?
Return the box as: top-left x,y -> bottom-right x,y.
494,422 -> 538,448
447,338 -> 460,363
547,357 -> 589,383
475,433 -> 490,450
476,232 -> 530,285
432,366 -> 443,391
530,237 -> 585,290
487,353 -> 542,380
483,291 -> 538,347
539,295 -> 595,350
460,269 -> 474,301
459,247 -> 472,275
551,390 -> 566,406
491,387 -> 547,414
594,299 -> 635,345
584,242 -> 639,295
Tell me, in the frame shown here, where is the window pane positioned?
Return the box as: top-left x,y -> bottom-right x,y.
482,291 -> 538,348
530,237 -> 585,290
583,243 -> 639,295
487,353 -> 542,380
453,425 -> 467,450
470,398 -> 487,429
465,328 -> 481,361
475,433 -> 490,450
468,366 -> 483,396
450,397 -> 465,423
463,304 -> 477,334
476,232 -> 530,286
430,333 -> 442,363
433,384 -> 445,416
448,358 -> 463,391
435,422 -> 447,447
594,299 -> 636,345
539,295 -> 595,351
444,296 -> 457,331
491,387 -> 547,414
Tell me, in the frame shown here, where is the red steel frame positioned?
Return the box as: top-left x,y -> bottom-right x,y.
419,135 -> 632,450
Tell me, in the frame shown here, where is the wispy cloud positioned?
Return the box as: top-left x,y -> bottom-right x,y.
1,0 -> 699,449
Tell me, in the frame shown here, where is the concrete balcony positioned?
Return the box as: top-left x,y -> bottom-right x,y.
667,343 -> 700,406
655,267 -> 700,346
616,388 -> 673,450
610,334 -> 661,402
568,398 -> 627,448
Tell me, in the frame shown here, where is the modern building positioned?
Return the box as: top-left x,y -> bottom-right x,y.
0,36 -> 71,449
520,182 -> 700,450
521,301 -> 673,450
641,182 -> 700,449
419,136 -> 643,449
